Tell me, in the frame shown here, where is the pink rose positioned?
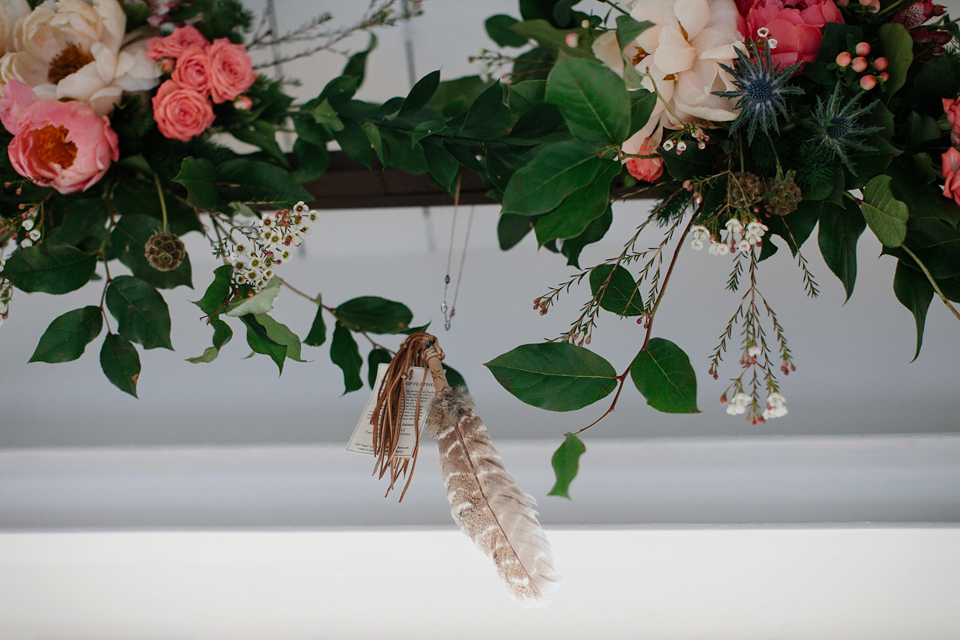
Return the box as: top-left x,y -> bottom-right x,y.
207,38 -> 256,104
625,137 -> 664,183
1,81 -> 118,194
941,147 -> 960,206
943,97 -> 960,146
172,46 -> 212,95
146,25 -> 210,61
738,0 -> 844,69
151,80 -> 215,142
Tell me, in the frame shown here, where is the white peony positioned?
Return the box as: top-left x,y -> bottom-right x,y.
0,0 -> 159,116
594,0 -> 744,152
0,0 -> 30,55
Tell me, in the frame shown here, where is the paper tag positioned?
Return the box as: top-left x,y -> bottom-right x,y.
347,363 -> 436,458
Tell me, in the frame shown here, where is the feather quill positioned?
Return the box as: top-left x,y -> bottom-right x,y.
427,386 -> 563,607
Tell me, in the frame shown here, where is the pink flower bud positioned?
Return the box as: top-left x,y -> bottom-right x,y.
873,56 -> 888,71
852,56 -> 868,72
879,71 -> 889,82
564,33 -> 579,48
836,51 -> 852,66
860,74 -> 877,90
233,95 -> 253,110
855,42 -> 871,56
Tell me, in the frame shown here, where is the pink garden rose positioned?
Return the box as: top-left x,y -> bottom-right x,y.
207,38 -> 256,104
625,137 -> 664,182
738,0 -> 844,68
943,97 -> 960,146
171,46 -> 212,95
941,147 -> 960,206
151,80 -> 215,141
0,80 -> 118,194
145,25 -> 209,61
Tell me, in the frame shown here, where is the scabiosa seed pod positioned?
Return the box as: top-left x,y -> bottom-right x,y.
145,232 -> 186,271
764,171 -> 802,216
728,172 -> 765,209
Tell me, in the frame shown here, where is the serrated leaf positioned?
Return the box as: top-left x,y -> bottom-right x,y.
630,338 -> 699,413
225,278 -> 281,317
893,261 -> 934,360
305,293 -> 327,346
29,306 -> 103,363
589,264 -> 644,316
255,313 -> 306,362
186,316 -> 232,364
502,140 -> 601,215
193,265 -> 233,316
1,244 -> 97,294
548,433 -> 586,499
367,347 -> 393,388
100,333 -> 141,397
818,198 -> 866,301
331,322 -> 364,394
546,53 -> 630,147
485,343 -> 617,412
105,276 -> 173,350
862,174 -> 909,247
336,296 -> 413,334
173,157 -> 219,210
242,314 -> 286,373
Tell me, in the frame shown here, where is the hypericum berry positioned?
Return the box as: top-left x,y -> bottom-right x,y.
873,56 -> 888,71
855,42 -> 871,56
860,74 -> 877,90
836,51 -> 852,66
852,56 -> 868,72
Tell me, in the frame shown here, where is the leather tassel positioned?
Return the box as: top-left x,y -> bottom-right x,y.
424,352 -> 563,607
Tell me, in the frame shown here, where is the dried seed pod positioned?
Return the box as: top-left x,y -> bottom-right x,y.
728,172 -> 765,210
144,232 -> 186,271
765,171 -> 802,217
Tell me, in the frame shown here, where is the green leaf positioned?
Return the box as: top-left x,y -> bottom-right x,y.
422,139 -> 460,193
217,159 -> 312,204
458,81 -> 510,140
589,263 -> 644,316
291,139 -> 329,183
331,322 -> 364,394
336,296 -> 414,334
399,70 -> 441,116
255,313 -> 306,362
45,198 -> 108,249
242,314 -> 286,374
29,306 -> 103,363
342,32 -> 376,84
878,22 -> 913,98
193,265 -> 234,316
498,213 -> 535,250
305,293 -> 327,346
818,198 -> 866,301
173,157 -> 219,210
763,198 -> 821,258
546,53 -> 630,147
630,338 -> 699,413
229,120 -> 288,165
561,206 -> 613,268
186,316 -> 233,364
225,278 -> 281,317
535,161 -> 619,245
100,333 -> 141,397
442,362 -> 468,392
862,174 -> 909,248
615,15 -> 652,51
485,342 -> 618,412
367,347 -> 393,388
629,89 -> 657,137
309,99 -> 345,133
111,215 -> 192,290
893,261 -> 934,360
548,433 -> 586,499
334,120 -> 374,167
486,14 -> 529,47
502,140 -> 601,215
1,244 -> 97,294
511,20 -> 592,57
105,276 -> 173,350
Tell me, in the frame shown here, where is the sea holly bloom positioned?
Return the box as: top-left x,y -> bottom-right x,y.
941,147 -> 960,206
0,80 -> 118,194
737,0 -> 844,69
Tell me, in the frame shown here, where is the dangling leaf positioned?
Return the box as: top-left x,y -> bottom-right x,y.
547,433 -> 586,499
630,338 -> 699,413
100,333 -> 141,397
29,306 -> 103,363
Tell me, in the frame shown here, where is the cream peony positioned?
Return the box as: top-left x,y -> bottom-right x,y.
0,0 -> 159,116
594,0 -> 744,149
0,0 -> 30,55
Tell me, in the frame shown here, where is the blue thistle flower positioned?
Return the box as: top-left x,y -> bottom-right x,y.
810,85 -> 883,174
714,42 -> 804,143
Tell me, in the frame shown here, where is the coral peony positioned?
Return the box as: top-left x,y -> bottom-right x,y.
207,38 -> 256,104
941,147 -> 960,206
0,80 -> 117,194
737,0 -> 844,69
171,46 -> 212,95
145,25 -> 209,61
151,79 -> 215,141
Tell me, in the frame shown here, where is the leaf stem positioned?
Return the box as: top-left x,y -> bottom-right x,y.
153,172 -> 169,233
901,245 -> 960,324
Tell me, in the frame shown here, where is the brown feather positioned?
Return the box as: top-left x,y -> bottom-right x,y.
427,387 -> 563,607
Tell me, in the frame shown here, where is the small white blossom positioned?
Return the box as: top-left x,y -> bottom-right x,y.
716,243 -> 730,255
726,392 -> 751,415
662,140 -> 675,151
725,218 -> 744,235
20,238 -> 32,248
768,38 -> 778,49
21,219 -> 34,231
747,345 -> 761,357
28,229 -> 41,241
762,392 -> 788,419
747,220 -> 768,237
757,27 -> 770,37
691,225 -> 710,242
737,239 -> 751,254
676,141 -> 687,152
690,239 -> 705,251
708,240 -> 722,255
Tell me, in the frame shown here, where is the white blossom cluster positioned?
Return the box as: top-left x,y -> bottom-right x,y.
0,272 -> 11,329
690,218 -> 769,255
726,392 -> 752,415
18,209 -> 41,248
226,201 -> 317,291
762,392 -> 788,420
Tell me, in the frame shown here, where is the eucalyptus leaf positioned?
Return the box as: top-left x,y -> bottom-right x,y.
485,342 -> 618,412
100,333 -> 141,397
29,306 -> 103,363
630,338 -> 699,413
548,433 -> 586,499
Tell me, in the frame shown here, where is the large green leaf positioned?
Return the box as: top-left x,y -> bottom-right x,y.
534,161 -> 619,246
546,53 -> 630,147
485,342 -> 618,412
255,313 -> 306,363
336,296 -> 414,334
105,276 -> 173,350
862,174 -> 909,248
192,265 -> 233,316
331,322 -> 364,394
100,333 -> 141,397
486,14 -> 529,47
399,70 -> 441,117
548,433 -> 586,499
818,198 -> 866,301
367,347 -> 393,388
1,244 -> 97,294
224,278 -> 281,317
498,213 -> 535,250
304,293 -> 327,346
893,261 -> 934,360
458,81 -> 510,140
589,264 -> 644,316
111,215 -> 192,290
241,314 -> 286,373
217,159 -> 312,204
29,306 -> 103,363
878,23 -> 913,98
502,140 -> 601,215
173,157 -> 219,210
561,206 -> 613,268
630,338 -> 699,413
